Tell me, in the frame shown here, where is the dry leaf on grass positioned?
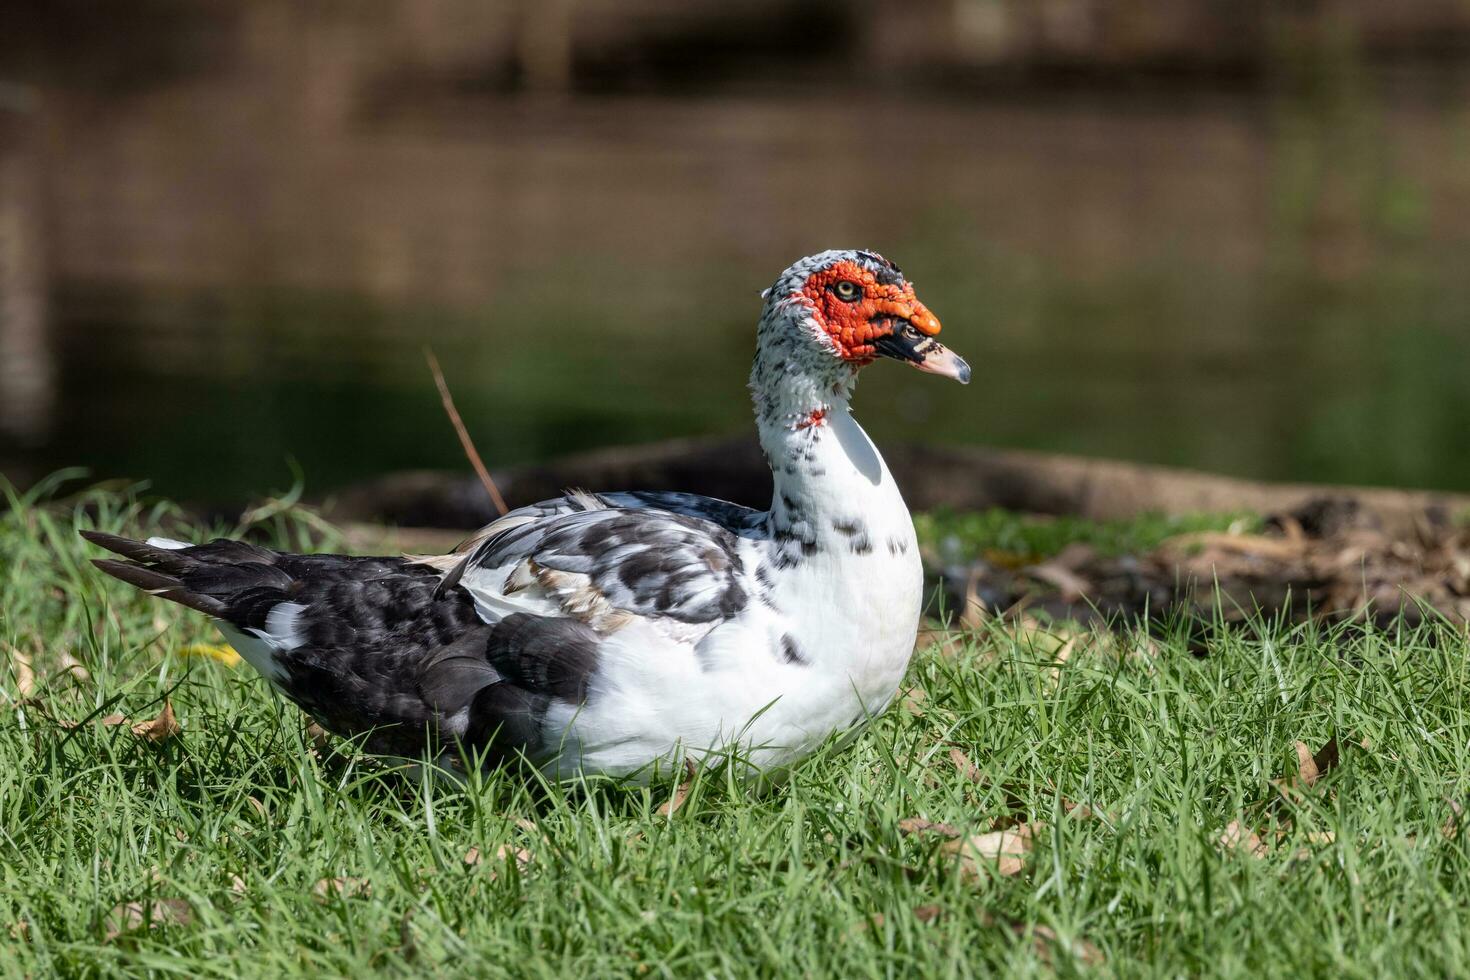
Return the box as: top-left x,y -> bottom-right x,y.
1217,820 -> 1268,859
943,823 -> 1037,879
1295,737 -> 1340,787
105,898 -> 192,939
1274,736 -> 1342,801
898,817 -> 962,839
657,758 -> 697,817
8,646 -> 36,699
1060,798 -> 1109,821
304,721 -> 330,752
57,651 -> 90,682
311,877 -> 373,902
76,702 -> 183,740
463,844 -> 534,877
129,702 -> 181,741
464,834 -> 537,885
912,904 -> 943,924
948,747 -> 981,783
1294,741 -> 1319,785
9,919 -> 30,942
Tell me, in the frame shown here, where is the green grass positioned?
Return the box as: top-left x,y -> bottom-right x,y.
4,482 -> 1470,977
914,507 -> 1262,565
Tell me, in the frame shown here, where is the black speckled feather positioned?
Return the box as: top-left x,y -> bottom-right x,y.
455,493 -> 756,625
82,530 -> 598,765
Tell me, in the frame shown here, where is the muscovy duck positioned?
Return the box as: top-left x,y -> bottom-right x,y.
85,249 -> 969,780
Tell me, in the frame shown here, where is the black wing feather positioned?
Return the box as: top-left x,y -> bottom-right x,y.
83,531 -> 603,767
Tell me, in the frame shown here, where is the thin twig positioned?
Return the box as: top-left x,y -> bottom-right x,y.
424,348 -> 509,517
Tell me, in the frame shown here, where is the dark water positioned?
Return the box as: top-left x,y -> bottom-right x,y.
4,79 -> 1470,504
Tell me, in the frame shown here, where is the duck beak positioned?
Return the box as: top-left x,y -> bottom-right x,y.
870,299 -> 971,384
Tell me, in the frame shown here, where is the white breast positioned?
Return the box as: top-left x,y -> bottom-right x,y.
543,412 -> 924,781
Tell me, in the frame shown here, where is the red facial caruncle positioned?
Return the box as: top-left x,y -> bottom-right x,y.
796,260 -> 943,365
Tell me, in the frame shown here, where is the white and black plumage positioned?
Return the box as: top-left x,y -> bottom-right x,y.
85,249 -> 970,781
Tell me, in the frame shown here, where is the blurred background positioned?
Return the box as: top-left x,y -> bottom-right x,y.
2,0 -> 1469,506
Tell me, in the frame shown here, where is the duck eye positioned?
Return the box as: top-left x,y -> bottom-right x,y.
832,280 -> 861,302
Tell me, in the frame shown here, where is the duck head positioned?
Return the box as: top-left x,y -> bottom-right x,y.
758,249 -> 970,385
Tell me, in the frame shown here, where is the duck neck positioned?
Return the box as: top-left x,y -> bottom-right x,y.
749,334 -> 912,568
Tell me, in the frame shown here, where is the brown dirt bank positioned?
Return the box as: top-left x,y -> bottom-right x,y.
326,437 -> 1470,538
